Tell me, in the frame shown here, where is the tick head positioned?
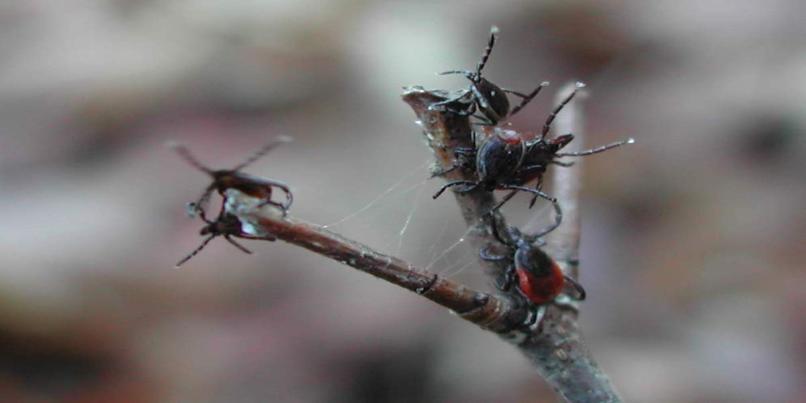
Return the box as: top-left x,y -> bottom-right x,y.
199,226 -> 212,236
549,134 -> 574,151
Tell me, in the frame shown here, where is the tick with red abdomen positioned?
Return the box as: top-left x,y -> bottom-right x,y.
480,218 -> 585,328
432,82 -> 633,224
171,136 -> 294,217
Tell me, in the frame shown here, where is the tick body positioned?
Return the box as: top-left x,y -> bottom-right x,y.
429,26 -> 548,126
175,201 -> 274,267
171,137 -> 294,216
514,244 -> 568,305
433,83 -> 634,218
476,128 -> 527,185
210,170 -> 281,204
480,219 -> 585,328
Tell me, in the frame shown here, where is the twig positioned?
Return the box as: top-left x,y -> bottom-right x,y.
544,83 -> 584,266
403,85 -> 623,402
225,190 -> 525,333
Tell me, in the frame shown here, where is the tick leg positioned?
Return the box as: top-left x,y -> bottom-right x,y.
526,305 -> 547,332
429,90 -> 473,115
556,137 -> 635,157
240,233 -> 277,242
264,180 -> 294,211
488,215 -> 519,248
504,90 -> 531,98
432,102 -> 475,117
518,164 -> 547,174
231,136 -> 292,172
542,82 -> 584,138
496,264 -> 517,292
175,234 -> 217,267
479,246 -> 508,262
527,177 -> 544,209
506,81 -> 549,117
190,187 -> 215,218
437,70 -> 475,76
549,159 -> 575,167
257,199 -> 288,214
470,85 -> 501,122
492,185 -> 555,213
193,196 -> 222,225
171,143 -> 213,174
432,148 -> 476,177
501,184 -> 555,203
489,189 -> 518,212
252,180 -> 293,214
513,285 -> 546,330
497,184 -> 562,236
475,27 -> 497,75
432,180 -> 478,199
224,235 -> 253,254
563,275 -> 586,301
529,196 -> 563,239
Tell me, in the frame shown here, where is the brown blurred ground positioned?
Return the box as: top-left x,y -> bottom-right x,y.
0,1 -> 804,402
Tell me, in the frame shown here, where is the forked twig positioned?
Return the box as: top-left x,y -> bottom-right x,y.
403,85 -> 623,403
211,84 -> 621,403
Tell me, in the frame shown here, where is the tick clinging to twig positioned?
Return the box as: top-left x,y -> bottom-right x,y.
480,218 -> 585,329
433,82 -> 634,214
171,136 -> 294,217
428,26 -> 549,125
175,201 -> 275,268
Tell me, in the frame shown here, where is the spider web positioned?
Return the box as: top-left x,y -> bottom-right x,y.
320,159 -> 481,280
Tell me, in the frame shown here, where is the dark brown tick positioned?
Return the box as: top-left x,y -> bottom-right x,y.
175,201 -> 275,268
171,137 -> 293,217
429,26 -> 549,126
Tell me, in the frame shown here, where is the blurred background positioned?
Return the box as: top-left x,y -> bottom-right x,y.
1,1 -> 805,402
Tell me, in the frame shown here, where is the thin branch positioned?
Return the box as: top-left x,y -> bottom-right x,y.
403,85 -> 623,403
519,84 -> 623,403
545,83 -> 584,265
225,190 -> 524,333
